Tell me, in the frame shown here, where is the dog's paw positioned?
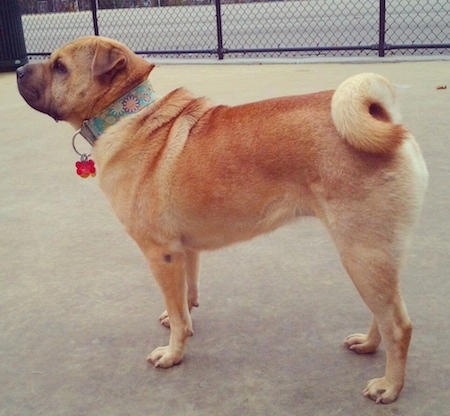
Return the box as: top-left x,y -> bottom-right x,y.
159,310 -> 171,328
146,346 -> 183,368
158,303 -> 198,329
344,333 -> 378,354
363,377 -> 402,404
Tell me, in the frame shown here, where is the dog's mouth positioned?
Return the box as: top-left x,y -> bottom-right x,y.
17,83 -> 40,108
17,68 -> 63,122
18,88 -> 63,121
17,68 -> 44,110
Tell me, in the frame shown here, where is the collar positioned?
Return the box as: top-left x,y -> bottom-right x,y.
79,80 -> 156,146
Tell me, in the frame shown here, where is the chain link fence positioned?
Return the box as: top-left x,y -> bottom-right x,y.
20,0 -> 450,59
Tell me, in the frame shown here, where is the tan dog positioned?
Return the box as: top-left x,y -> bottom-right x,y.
17,36 -> 428,404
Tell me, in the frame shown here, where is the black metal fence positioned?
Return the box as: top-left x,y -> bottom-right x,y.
20,0 -> 450,60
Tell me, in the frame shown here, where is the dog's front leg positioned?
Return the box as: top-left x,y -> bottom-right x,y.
159,249 -> 200,328
143,245 -> 193,368
344,317 -> 382,354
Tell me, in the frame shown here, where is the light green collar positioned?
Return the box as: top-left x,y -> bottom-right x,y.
79,80 -> 156,146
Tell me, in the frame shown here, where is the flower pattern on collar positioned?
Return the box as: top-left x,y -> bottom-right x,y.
86,80 -> 156,139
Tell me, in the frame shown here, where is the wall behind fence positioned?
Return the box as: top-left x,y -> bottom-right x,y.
20,0 -> 450,59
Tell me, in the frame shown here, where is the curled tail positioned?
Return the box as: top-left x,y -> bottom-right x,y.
331,73 -> 407,154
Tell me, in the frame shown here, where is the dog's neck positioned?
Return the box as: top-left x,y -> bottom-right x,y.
79,80 -> 157,146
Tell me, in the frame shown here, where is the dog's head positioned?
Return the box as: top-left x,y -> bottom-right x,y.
17,36 -> 154,128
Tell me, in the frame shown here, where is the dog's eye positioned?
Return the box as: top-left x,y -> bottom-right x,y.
54,60 -> 67,74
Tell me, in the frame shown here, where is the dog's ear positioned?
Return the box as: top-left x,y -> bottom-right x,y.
91,42 -> 127,78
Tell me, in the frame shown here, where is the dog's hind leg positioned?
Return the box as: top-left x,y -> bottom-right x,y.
159,249 -> 200,329
335,233 -> 412,404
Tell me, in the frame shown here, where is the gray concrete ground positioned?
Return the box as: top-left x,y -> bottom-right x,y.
1,60 -> 449,415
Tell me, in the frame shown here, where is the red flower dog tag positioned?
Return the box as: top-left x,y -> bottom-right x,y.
75,155 -> 96,178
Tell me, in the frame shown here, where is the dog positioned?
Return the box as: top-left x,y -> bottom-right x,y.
17,36 -> 428,404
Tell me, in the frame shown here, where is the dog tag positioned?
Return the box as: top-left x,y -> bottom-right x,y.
75,154 -> 96,178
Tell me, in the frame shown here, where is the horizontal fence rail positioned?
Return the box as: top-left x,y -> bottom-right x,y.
20,0 -> 450,59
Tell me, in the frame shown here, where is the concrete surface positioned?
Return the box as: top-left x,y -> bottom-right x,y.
1,60 -> 449,416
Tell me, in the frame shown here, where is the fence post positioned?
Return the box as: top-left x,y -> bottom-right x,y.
91,0 -> 100,36
214,0 -> 224,60
0,0 -> 28,71
378,0 -> 386,57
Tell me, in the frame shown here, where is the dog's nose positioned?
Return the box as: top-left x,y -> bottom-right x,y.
16,66 -> 26,79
